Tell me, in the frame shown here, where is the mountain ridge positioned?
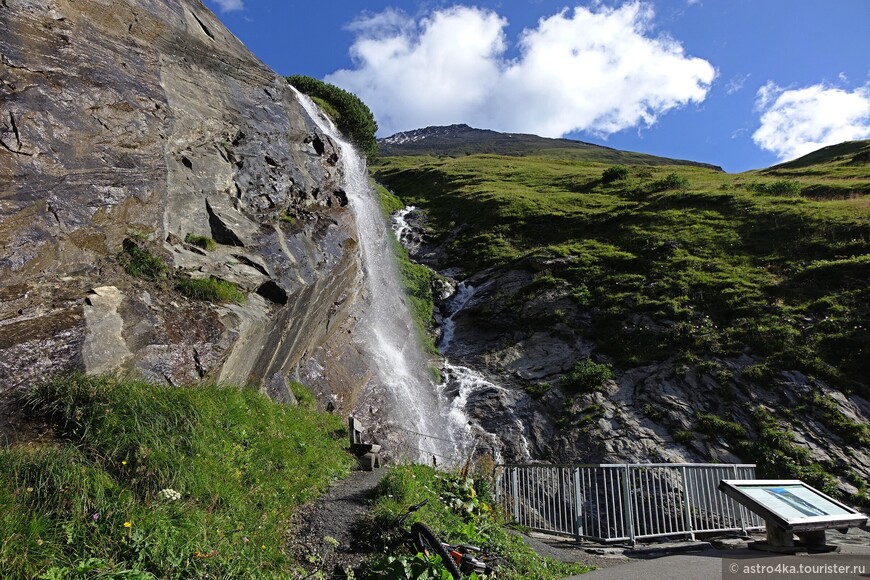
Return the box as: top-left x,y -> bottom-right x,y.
378,123 -> 724,171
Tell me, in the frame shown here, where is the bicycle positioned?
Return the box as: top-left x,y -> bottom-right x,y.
398,500 -> 496,579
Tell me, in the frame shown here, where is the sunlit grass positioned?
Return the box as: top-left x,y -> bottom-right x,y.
0,374 -> 353,578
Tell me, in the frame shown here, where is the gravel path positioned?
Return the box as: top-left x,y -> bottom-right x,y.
288,468 -> 386,578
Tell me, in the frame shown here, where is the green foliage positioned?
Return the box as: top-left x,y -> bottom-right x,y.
375,181 -> 406,215
358,464 -> 590,580
119,239 -> 168,280
672,431 -> 695,446
289,381 -> 316,410
367,553 -> 455,579
601,165 -> 630,183
750,180 -> 803,197
806,393 -> 870,446
525,382 -> 551,399
183,233 -> 217,251
738,406 -> 839,496
695,413 -> 747,440
649,172 -> 690,192
288,75 -> 379,161
2,374 -> 353,578
373,151 -> 870,390
176,276 -> 245,304
562,358 -> 614,394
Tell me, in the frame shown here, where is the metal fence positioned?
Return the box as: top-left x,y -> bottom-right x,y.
496,463 -> 764,544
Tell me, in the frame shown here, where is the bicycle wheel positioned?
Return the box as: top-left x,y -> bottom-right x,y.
410,522 -> 462,580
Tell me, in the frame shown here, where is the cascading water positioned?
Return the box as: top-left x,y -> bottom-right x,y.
390,205 -> 417,247
437,282 -> 477,352
388,204 -> 534,462
292,88 -> 468,464
434,274 -> 532,462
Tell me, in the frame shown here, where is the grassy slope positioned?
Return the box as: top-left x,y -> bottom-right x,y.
372,143 -> 870,396
360,464 -> 590,579
379,125 -> 722,171
0,375 -> 353,579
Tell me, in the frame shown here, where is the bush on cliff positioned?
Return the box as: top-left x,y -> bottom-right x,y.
0,374 -> 353,578
288,75 -> 379,161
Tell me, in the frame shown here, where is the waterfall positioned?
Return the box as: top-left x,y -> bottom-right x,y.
292,88 -> 466,464
435,275 -> 532,462
390,205 -> 417,247
437,282 -> 476,352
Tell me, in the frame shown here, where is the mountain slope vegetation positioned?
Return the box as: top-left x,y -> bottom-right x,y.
379,124 -> 723,170
0,375 -> 353,578
373,138 -> 870,498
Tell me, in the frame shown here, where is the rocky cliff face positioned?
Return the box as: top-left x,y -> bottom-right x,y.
0,0 -> 371,440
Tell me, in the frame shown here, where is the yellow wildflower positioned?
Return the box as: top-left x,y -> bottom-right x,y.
123,521 -> 132,528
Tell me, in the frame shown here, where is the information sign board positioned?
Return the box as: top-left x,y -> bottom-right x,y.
719,480 -> 868,531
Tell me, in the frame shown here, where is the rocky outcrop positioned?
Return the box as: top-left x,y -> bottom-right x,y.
0,0 -> 370,440
401,210 -> 870,498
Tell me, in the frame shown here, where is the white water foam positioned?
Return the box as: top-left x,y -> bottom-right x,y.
390,205 -> 417,246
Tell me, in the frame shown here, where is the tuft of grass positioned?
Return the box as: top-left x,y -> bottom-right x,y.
184,233 -> 217,251
119,239 -> 168,280
278,213 -> 297,225
289,381 -> 316,410
176,276 -> 246,304
358,464 -> 592,580
1,374 -> 353,579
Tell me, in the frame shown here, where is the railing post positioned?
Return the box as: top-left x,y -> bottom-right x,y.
573,467 -> 582,540
681,465 -> 695,541
621,464 -> 636,546
733,464 -> 748,535
511,467 -> 520,522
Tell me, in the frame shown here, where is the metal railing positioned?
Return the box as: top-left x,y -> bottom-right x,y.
496,463 -> 764,544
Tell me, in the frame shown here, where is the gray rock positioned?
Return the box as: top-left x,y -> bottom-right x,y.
0,0 -> 373,440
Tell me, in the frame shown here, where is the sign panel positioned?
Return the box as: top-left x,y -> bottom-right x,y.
719,479 -> 868,531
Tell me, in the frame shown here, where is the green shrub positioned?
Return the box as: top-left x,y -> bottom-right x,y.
176,276 -> 245,303
561,358 -> 614,394
750,180 -> 802,196
119,239 -> 168,280
184,233 -> 217,251
601,165 -> 630,183
359,465 -> 590,580
696,412 -> 747,440
672,430 -> 695,446
650,172 -> 690,192
525,382 -> 552,399
2,374 -> 353,578
288,75 -> 379,161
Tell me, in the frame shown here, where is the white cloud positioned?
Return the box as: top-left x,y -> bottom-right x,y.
210,0 -> 243,13
752,82 -> 870,161
326,3 -> 716,138
726,73 -> 750,95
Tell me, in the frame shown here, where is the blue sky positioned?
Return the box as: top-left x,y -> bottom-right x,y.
207,1 -> 870,173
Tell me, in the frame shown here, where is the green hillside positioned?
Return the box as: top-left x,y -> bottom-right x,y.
0,375 -> 353,578
373,147 -> 870,393
378,124 -> 723,170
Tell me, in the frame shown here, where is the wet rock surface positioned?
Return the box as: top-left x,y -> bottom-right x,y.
1,0 -> 372,440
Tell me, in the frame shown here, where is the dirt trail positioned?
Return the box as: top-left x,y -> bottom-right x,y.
288,469 -> 386,578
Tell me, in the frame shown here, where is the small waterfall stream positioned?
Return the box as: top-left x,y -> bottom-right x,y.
389,211 -> 532,462
292,88 -> 466,464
